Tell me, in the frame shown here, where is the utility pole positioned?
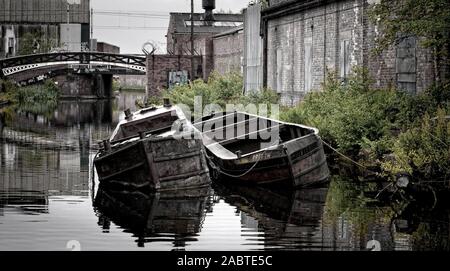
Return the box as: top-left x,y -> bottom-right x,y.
190,0 -> 195,81
66,4 -> 70,25
90,8 -> 93,51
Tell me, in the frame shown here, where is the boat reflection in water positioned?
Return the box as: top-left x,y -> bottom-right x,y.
94,184 -> 213,248
213,182 -> 329,250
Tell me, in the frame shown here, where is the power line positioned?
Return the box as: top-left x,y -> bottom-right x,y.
94,26 -> 167,30
93,11 -> 169,19
93,9 -> 169,15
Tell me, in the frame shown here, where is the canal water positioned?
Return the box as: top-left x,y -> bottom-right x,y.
0,92 -> 449,251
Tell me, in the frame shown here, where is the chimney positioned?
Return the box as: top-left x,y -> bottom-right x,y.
202,0 -> 215,22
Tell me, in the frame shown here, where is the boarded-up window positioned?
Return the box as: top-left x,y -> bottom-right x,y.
340,40 -> 351,80
276,49 -> 282,93
396,37 -> 416,94
304,38 -> 313,92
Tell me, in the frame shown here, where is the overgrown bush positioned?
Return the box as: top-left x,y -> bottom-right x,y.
280,68 -> 450,180
281,69 -> 407,157
164,71 -> 243,109
15,80 -> 59,105
0,79 -> 59,116
382,107 -> 450,181
156,71 -> 279,119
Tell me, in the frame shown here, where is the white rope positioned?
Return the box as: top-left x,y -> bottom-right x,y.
206,148 -> 269,179
321,139 -> 375,172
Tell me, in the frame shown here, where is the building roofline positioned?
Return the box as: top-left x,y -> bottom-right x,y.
262,0 -> 341,20
213,26 -> 244,38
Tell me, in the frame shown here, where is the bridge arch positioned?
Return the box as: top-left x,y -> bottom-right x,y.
0,52 -> 147,78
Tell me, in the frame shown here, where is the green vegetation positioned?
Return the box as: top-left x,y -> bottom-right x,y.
361,0 -> 450,182
382,108 -> 450,180
19,32 -> 56,56
281,69 -> 450,182
143,71 -> 279,119
0,79 -> 59,116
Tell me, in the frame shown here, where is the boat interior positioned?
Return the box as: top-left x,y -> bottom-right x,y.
195,112 -> 316,158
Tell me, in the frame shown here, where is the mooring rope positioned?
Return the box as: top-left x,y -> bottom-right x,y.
320,138 -> 379,175
205,148 -> 269,179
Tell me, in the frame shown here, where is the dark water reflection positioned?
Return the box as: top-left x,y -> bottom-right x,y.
0,92 -> 449,251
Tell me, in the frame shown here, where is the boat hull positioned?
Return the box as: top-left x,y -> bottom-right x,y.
198,112 -> 330,188
94,136 -> 211,191
207,134 -> 329,188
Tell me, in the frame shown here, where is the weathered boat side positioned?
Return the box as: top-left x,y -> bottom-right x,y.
95,134 -> 211,191
284,134 -> 330,187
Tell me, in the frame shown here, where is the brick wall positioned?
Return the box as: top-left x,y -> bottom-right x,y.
213,29 -> 243,75
117,75 -> 147,90
265,0 -> 442,106
168,33 -> 215,81
146,54 -> 203,97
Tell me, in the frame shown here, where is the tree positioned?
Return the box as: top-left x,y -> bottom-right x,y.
18,32 -> 55,56
369,0 -> 450,85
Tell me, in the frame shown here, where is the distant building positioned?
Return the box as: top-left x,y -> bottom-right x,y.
166,0 -> 244,80
146,0 -> 244,97
96,41 -> 120,54
0,0 -> 90,58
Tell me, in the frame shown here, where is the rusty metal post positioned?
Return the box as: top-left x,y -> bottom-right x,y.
97,141 -> 104,151
124,109 -> 132,119
103,140 -> 111,152
163,98 -> 171,108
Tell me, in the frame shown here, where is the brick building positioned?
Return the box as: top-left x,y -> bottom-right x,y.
212,26 -> 244,75
166,8 -> 243,80
145,0 -> 245,97
96,41 -> 120,54
146,54 -> 202,97
261,0 -> 444,106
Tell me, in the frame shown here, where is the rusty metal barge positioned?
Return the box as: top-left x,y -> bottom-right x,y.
94,102 -> 210,191
194,111 -> 330,188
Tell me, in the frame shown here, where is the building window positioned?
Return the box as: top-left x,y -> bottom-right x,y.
8,37 -> 14,55
304,38 -> 313,92
276,49 -> 282,93
340,39 -> 351,81
396,37 -> 417,94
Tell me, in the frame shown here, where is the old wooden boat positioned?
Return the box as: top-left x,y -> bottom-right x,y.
94,101 -> 210,191
194,111 -> 329,188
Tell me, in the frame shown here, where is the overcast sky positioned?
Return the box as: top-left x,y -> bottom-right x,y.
91,0 -> 250,54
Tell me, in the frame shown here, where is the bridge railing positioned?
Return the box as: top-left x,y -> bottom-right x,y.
0,52 -> 147,78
